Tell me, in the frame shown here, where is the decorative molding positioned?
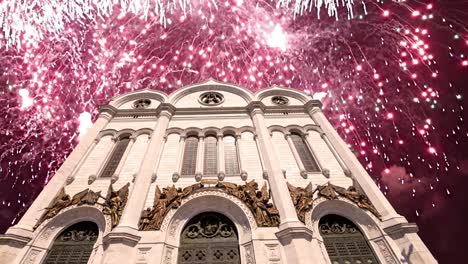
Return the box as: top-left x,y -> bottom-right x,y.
375,239 -> 398,264
195,172 -> 203,182
240,171 -> 248,181
321,168 -> 330,178
23,248 -> 41,264
88,174 -> 97,185
140,180 -> 277,231
163,246 -> 174,264
65,174 -> 75,185
172,172 -> 180,182
136,247 -> 151,264
265,243 -> 282,262
244,242 -> 255,264
217,171 -> 225,181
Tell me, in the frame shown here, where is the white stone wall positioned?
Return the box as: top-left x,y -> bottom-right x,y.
1,81 -> 436,264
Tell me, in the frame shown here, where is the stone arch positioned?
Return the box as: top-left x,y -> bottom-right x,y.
303,124 -> 323,134
24,205 -> 111,264
220,126 -> 237,136
134,128 -> 153,138
202,127 -> 220,137
238,126 -> 256,135
285,125 -> 307,136
255,86 -> 310,104
109,89 -> 168,108
115,129 -> 136,139
168,80 -> 254,105
307,199 -> 398,263
184,127 -> 202,137
162,191 -> 256,246
267,125 -> 286,135
97,129 -> 118,140
165,127 -> 184,137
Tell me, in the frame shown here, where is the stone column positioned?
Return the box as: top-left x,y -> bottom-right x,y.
7,108 -> 115,236
217,134 -> 225,180
116,106 -> 173,230
317,132 -> 351,177
235,134 -> 248,180
66,137 -> 100,185
195,136 -> 204,181
284,133 -> 308,178
305,101 -> 400,220
172,135 -> 186,182
103,105 -> 174,263
110,136 -> 137,183
253,134 -> 267,177
248,102 -> 314,264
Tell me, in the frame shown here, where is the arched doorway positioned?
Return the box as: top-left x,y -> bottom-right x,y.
319,214 -> 379,264
178,212 -> 240,264
43,221 -> 98,264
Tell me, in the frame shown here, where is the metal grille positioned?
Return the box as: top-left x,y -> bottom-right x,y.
100,137 -> 130,178
181,137 -> 199,176
178,212 -> 240,264
224,136 -> 240,175
320,215 -> 379,264
290,133 -> 320,172
44,221 -> 98,264
203,136 -> 218,175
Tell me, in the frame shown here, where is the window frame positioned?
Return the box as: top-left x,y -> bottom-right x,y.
289,132 -> 321,173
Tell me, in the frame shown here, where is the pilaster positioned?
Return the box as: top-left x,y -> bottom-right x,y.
7,110 -> 115,235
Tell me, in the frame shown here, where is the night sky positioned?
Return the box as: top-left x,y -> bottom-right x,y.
1,1 -> 467,263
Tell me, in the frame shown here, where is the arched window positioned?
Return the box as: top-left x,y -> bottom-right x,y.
43,221 -> 98,264
224,135 -> 240,175
319,214 -> 379,264
100,136 -> 130,178
203,136 -> 218,175
181,136 -> 199,176
290,133 -> 320,172
178,212 -> 240,264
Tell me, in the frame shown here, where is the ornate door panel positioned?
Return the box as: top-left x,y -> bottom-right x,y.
44,221 -> 98,264
319,215 -> 380,264
178,212 -> 240,264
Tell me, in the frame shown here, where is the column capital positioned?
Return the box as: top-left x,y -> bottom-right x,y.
156,103 -> 176,117
304,100 -> 322,113
98,105 -> 118,119
246,101 -> 266,116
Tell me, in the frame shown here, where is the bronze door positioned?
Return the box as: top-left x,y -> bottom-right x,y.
178,212 -> 240,264
43,221 -> 98,264
319,214 -> 380,264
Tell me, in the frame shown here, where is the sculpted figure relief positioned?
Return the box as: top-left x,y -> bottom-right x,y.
316,182 -> 381,219
34,183 -> 130,230
101,183 -> 130,228
287,182 -> 314,223
139,180 -> 280,230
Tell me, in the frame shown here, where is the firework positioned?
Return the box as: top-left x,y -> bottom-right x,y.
0,0 -> 465,231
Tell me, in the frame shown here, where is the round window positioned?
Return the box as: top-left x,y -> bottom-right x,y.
133,99 -> 151,109
271,96 -> 289,105
199,92 -> 224,106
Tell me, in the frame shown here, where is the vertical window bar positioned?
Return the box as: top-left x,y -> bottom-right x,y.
224,136 -> 240,175
203,136 -> 218,175
181,136 -> 198,176
100,137 -> 130,178
290,134 -> 320,172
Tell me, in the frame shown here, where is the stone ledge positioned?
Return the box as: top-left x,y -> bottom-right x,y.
0,233 -> 32,248
276,222 -> 313,243
384,222 -> 419,238
103,228 -> 141,247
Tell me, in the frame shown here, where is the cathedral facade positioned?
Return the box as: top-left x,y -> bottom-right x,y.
0,81 -> 436,264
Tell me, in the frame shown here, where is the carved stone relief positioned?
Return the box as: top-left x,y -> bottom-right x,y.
23,248 -> 41,264
34,183 -> 130,230
287,182 -> 314,223
375,239 -> 397,264
265,244 -> 281,263
315,183 -> 381,219
163,247 -> 174,264
244,243 -> 255,264
136,247 -> 151,264
139,180 -> 279,231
